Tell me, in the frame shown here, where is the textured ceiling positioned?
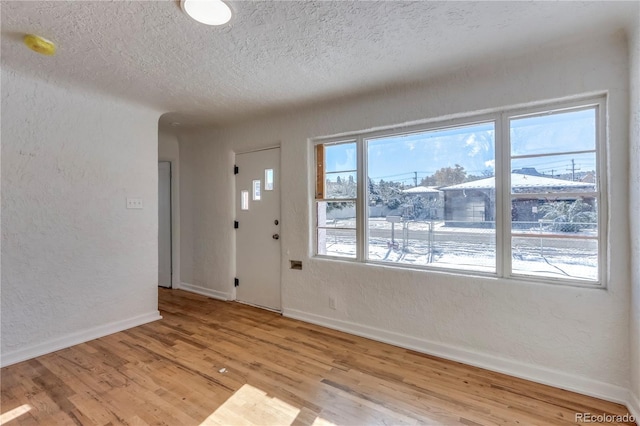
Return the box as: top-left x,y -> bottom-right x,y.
1,1 -> 637,127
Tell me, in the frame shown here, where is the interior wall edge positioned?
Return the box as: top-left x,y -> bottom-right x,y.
627,391 -> 640,423
179,282 -> 231,301
627,8 -> 640,410
0,311 -> 162,368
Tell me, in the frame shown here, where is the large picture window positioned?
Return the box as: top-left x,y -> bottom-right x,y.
313,97 -> 606,287
367,122 -> 496,273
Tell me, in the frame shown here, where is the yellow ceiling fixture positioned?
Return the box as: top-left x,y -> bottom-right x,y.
24,34 -> 56,56
180,0 -> 232,26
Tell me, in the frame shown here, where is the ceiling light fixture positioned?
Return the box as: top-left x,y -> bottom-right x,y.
180,0 -> 232,26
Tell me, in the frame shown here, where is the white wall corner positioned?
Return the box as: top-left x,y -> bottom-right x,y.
158,130 -> 181,290
283,308 -> 630,405
627,390 -> 640,423
180,282 -> 231,301
0,311 -> 162,368
628,12 -> 640,422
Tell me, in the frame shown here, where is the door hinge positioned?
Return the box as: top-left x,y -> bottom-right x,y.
234,165 -> 239,175
234,278 -> 239,287
234,221 -> 239,229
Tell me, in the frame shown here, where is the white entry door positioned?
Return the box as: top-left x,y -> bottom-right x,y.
235,148 -> 281,311
158,162 -> 172,288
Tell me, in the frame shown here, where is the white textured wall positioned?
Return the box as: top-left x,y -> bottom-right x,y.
159,130 -> 179,161
1,68 -> 161,365
158,129 -> 181,288
179,129 -> 236,295
179,137 -> 194,286
180,32 -> 632,400
629,19 -> 640,413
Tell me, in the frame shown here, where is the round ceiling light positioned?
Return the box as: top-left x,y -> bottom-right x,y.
180,0 -> 232,26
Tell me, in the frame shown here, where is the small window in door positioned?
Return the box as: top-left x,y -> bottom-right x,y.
265,169 -> 274,191
253,180 -> 261,200
241,191 -> 249,210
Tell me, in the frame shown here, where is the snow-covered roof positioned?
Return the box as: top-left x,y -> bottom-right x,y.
402,186 -> 441,194
440,174 -> 596,190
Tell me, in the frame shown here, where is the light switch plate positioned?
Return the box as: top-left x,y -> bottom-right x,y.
127,198 -> 143,209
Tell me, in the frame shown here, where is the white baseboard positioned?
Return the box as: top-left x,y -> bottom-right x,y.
627,391 -> 640,424
283,308 -> 629,405
0,311 -> 162,368
179,282 -> 230,301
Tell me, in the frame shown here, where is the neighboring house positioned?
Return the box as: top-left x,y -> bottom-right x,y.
581,172 -> 596,183
440,174 -> 596,226
400,186 -> 443,219
401,185 -> 441,199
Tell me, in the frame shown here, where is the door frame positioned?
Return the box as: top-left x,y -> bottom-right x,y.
158,158 -> 180,289
158,161 -> 172,288
233,145 -> 282,311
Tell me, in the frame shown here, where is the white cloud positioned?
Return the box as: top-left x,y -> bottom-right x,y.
465,134 -> 482,156
335,147 -> 356,170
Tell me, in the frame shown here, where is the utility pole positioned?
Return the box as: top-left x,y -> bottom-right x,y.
414,171 -> 418,187
566,159 -> 580,181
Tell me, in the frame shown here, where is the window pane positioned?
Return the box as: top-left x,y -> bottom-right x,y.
511,197 -> 598,234
512,236 -> 598,281
317,201 -> 356,228
265,169 -> 274,190
325,142 -> 356,173
240,191 -> 249,210
510,152 -> 597,194
325,172 -> 357,199
367,122 -> 496,273
367,214 -> 495,273
317,201 -> 356,257
317,228 -> 356,258
252,180 -> 261,200
510,108 -> 596,157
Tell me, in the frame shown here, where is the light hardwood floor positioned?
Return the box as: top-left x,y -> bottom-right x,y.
1,289 -> 635,425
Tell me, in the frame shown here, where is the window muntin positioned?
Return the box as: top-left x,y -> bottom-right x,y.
510,152 -> 597,193
313,98 -> 605,287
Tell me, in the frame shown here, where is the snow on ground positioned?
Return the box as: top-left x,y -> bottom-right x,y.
320,218 -> 597,281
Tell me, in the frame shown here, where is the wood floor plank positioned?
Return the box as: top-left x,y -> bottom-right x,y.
1,288 -> 635,425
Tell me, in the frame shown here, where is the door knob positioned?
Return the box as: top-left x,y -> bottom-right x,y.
272,234 -> 280,240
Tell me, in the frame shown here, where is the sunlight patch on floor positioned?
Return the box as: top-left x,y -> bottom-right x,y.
311,416 -> 337,426
200,384 -> 300,425
0,404 -> 32,424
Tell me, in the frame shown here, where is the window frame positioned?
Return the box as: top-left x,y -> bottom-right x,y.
314,139 -> 360,260
312,95 -> 607,288
500,98 -> 607,286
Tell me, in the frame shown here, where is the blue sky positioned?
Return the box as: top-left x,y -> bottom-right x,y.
325,108 -> 596,185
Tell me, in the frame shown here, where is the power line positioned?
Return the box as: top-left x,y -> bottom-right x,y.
566,159 -> 581,181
